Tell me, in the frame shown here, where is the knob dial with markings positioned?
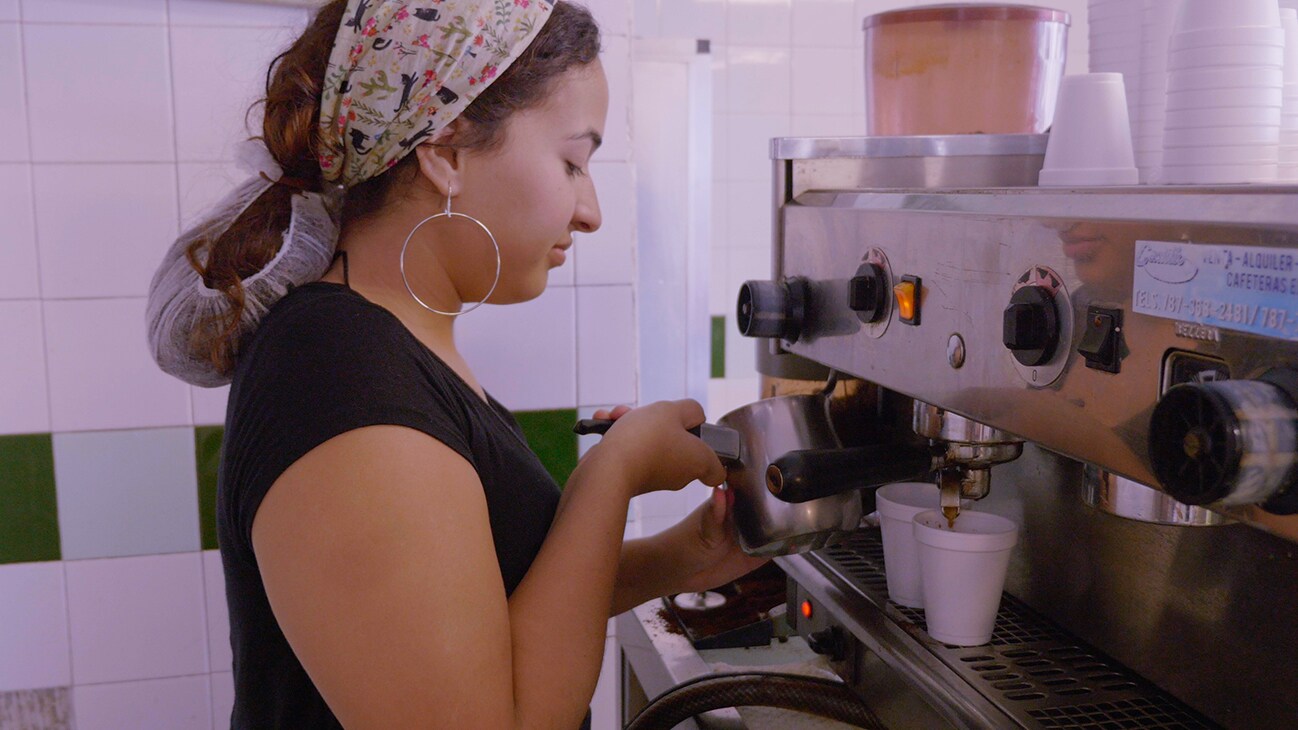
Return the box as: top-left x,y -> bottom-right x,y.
1002,281 -> 1061,366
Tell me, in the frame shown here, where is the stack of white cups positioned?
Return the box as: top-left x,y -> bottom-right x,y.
1281,9 -> 1298,181
1162,0 -> 1285,184
1089,0 -> 1144,137
1134,0 -> 1182,182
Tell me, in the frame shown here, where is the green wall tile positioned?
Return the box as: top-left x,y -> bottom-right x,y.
195,426 -> 223,551
513,409 -> 578,487
711,315 -> 726,379
0,434 -> 60,564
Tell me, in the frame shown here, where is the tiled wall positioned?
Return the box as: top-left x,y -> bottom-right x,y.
0,0 -> 633,727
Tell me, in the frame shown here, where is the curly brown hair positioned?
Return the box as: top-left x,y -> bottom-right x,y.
186,1 -> 601,375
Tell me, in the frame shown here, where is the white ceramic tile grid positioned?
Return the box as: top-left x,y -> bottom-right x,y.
793,0 -> 858,48
587,0 -> 632,37
65,552 -> 208,684
202,550 -> 231,673
53,428 -> 201,561
623,518 -> 642,539
0,562 -> 70,692
21,0 -> 166,24
711,41 -> 729,116
0,165 -> 39,299
458,286 -> 576,411
549,246 -> 576,288
576,161 -> 636,286
73,675 -> 211,730
210,671 -> 234,730
724,249 -> 768,379
852,0 -> 920,45
792,46 -> 861,117
659,0 -> 726,43
709,243 -> 729,315
711,103 -> 729,180
576,405 -> 614,460
791,114 -> 863,137
0,0 -> 16,21
728,179 -> 773,250
724,113 -> 790,183
0,24 -> 28,162
726,46 -> 791,116
25,24 -> 173,163
728,0 -> 790,46
44,297 -> 193,432
639,513 -> 683,537
191,384 -> 229,426
33,163 -> 180,299
177,161 -> 245,230
590,634 -> 619,730
633,488 -> 687,521
633,0 -> 659,36
171,24 -> 300,162
577,285 -> 637,407
169,0 -> 311,27
0,301 -> 50,435
601,34 -> 633,164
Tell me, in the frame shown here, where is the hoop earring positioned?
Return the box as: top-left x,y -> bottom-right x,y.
399,184 -> 501,317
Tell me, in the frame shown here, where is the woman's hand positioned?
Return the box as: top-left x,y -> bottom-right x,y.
660,487 -> 770,595
588,400 -> 726,499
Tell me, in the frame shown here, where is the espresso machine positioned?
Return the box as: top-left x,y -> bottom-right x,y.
732,134 -> 1298,729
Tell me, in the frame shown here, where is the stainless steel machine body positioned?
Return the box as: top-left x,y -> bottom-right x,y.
762,137 -> 1298,729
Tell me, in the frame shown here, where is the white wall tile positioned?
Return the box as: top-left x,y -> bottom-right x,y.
659,0 -> 725,42
21,0 -> 166,24
169,0 -> 311,27
793,0 -> 859,48
591,635 -> 619,730
191,384 -> 229,427
726,46 -> 790,115
548,249 -> 575,288
73,675 -> 211,730
600,34 -> 632,163
577,285 -> 637,406
576,161 -> 635,286
709,244 -> 728,315
587,0 -> 631,37
0,165 -> 39,299
710,42 -> 728,115
177,161 -> 244,230
0,1 -> 16,21
728,0 -> 790,46
728,180 -> 772,250
792,46 -> 860,116
710,108 -> 728,180
66,553 -> 207,684
723,113 -> 788,183
0,562 -> 69,692
210,671 -> 234,730
0,24 -> 28,161
44,298 -> 192,432
33,163 -> 179,299
459,287 -> 576,411
791,114 -> 863,137
171,25 -> 299,162
0,301 -> 49,435
53,428 -> 201,560
25,25 -> 173,162
203,549 -> 231,673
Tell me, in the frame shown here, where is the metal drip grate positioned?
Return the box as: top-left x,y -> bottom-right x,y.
812,530 -> 1218,729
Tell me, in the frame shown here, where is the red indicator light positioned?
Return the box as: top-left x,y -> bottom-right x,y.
801,600 -> 813,620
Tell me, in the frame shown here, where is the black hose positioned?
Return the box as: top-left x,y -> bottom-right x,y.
625,671 -> 887,730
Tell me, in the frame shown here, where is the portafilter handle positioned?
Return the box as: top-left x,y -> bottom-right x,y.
573,418 -> 743,465
766,444 -> 936,504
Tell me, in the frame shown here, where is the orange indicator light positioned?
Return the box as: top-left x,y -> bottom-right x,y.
801,600 -> 813,620
893,281 -> 916,321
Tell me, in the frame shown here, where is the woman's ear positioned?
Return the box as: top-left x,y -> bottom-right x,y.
413,122 -> 466,199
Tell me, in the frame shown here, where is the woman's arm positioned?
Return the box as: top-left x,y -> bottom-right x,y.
252,402 -> 723,729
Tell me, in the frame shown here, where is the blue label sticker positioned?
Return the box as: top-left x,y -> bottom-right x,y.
1133,240 -> 1298,340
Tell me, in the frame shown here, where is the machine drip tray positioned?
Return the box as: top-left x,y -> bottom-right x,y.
804,530 -> 1218,729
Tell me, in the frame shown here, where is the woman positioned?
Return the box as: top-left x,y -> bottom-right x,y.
146,1 -> 764,727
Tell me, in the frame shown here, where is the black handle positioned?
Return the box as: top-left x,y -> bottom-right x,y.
766,444 -> 934,504
573,419 -> 742,464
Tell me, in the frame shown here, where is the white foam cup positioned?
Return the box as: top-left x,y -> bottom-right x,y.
1166,86 -> 1283,111
1160,161 -> 1279,183
876,482 -> 952,609
1166,66 -> 1284,92
1165,105 -> 1283,128
1163,143 -> 1279,166
1169,26 -> 1285,51
1169,43 -> 1285,68
1039,73 -> 1139,186
1174,0 -> 1282,33
913,510 -> 1019,647
1163,125 -> 1281,147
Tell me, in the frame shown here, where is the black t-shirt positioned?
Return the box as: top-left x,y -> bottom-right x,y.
217,282 -> 587,729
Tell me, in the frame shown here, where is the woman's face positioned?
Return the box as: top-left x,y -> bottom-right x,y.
452,60 -> 608,304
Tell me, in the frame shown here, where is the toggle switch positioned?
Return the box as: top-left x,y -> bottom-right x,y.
1078,306 -> 1124,373
893,275 -> 921,325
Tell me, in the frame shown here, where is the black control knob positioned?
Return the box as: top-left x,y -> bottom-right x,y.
1149,369 -> 1298,514
737,278 -> 807,342
1002,285 -> 1060,367
807,626 -> 848,661
848,264 -> 888,324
